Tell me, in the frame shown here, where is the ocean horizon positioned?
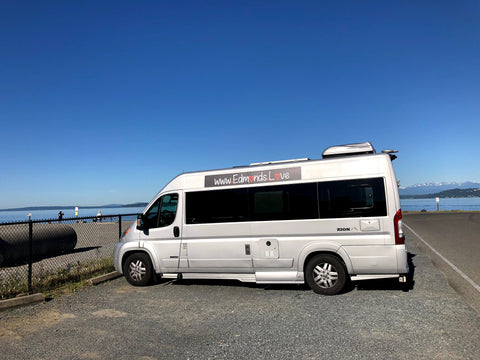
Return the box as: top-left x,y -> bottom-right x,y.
0,206 -> 145,223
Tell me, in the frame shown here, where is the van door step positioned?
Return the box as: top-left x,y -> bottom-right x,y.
162,273 -> 181,279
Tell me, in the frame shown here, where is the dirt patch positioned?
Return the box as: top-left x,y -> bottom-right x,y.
91,309 -> 128,318
0,309 -> 76,340
114,284 -> 148,294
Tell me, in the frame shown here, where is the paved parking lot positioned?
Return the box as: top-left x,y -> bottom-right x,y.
1,233 -> 479,359
404,212 -> 480,314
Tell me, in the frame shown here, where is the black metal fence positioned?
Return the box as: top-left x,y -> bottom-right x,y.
0,213 -> 139,299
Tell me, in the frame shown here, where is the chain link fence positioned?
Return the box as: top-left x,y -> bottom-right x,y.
0,214 -> 139,299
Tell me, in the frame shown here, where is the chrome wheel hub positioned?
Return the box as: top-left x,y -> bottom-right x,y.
313,263 -> 338,288
129,260 -> 146,282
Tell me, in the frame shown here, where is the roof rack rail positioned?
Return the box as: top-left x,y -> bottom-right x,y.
250,158 -> 310,166
322,142 -> 376,158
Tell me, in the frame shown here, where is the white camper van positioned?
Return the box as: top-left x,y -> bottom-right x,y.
114,142 -> 408,295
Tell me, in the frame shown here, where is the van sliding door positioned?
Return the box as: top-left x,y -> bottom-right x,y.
250,183 -> 317,269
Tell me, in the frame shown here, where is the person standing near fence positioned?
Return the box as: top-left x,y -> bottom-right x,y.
58,210 -> 64,223
97,210 -> 102,222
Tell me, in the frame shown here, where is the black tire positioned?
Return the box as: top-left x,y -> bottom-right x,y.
305,254 -> 347,295
123,253 -> 153,286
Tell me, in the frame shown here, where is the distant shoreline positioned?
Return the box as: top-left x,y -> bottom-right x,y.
400,188 -> 480,199
0,203 -> 148,212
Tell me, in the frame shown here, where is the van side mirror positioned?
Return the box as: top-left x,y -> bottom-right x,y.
137,214 -> 148,231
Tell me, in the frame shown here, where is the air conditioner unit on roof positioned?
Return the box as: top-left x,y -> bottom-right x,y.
322,142 -> 376,158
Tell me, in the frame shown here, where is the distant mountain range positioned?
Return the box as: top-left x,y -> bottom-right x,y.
400,188 -> 480,199
399,181 -> 480,196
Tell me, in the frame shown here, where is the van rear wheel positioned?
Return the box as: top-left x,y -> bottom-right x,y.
305,254 -> 347,295
123,253 -> 153,286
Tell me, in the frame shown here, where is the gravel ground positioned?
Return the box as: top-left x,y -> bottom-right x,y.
1,235 -> 479,360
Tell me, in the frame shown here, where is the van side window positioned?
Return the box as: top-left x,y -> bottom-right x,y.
186,178 -> 385,223
186,183 -> 318,224
318,178 -> 386,218
144,193 -> 179,228
250,183 -> 318,221
186,188 -> 248,224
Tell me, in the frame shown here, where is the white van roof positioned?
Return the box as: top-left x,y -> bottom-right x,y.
156,142 -> 397,193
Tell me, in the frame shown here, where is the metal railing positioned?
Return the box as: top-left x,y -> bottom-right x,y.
0,213 -> 139,299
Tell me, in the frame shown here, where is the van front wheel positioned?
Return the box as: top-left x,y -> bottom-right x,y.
123,253 -> 153,286
305,254 -> 347,295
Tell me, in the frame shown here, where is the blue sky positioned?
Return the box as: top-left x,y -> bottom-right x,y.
1,1 -> 479,208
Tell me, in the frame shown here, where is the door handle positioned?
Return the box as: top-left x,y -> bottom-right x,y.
173,226 -> 180,238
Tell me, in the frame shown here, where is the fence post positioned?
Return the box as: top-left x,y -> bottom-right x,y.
28,217 -> 33,294
118,215 -> 122,240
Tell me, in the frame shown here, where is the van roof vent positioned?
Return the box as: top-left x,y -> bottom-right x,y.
322,142 -> 376,158
250,158 -> 310,166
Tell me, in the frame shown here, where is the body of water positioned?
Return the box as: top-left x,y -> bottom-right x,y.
401,197 -> 480,212
0,206 -> 145,223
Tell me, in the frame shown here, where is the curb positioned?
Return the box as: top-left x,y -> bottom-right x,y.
89,271 -> 122,285
0,272 -> 123,311
0,293 -> 45,311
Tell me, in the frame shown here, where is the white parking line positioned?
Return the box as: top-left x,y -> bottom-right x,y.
404,223 -> 480,294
